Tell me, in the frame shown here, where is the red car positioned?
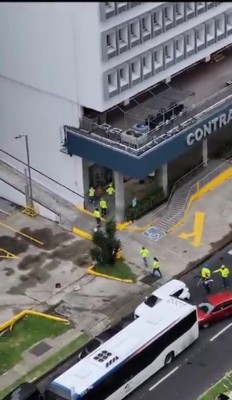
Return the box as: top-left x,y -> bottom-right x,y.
197,291 -> 232,328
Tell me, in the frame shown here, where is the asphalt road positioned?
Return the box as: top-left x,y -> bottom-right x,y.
127,241 -> 232,400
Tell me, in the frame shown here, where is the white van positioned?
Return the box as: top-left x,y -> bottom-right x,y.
134,279 -> 190,318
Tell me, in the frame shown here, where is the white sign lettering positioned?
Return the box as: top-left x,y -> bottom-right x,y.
186,108 -> 232,146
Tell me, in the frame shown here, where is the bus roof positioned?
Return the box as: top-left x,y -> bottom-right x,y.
50,297 -> 195,397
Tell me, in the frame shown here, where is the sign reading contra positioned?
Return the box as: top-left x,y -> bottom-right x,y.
186,107 -> 232,146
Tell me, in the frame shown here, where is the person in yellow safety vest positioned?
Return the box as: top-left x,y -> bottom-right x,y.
88,186 -> 95,204
93,208 -> 101,227
213,265 -> 230,288
201,265 -> 211,280
151,257 -> 162,278
106,183 -> 115,196
140,246 -> 149,268
100,198 -> 107,217
148,171 -> 155,183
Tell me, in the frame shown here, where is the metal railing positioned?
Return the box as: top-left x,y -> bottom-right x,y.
163,158 -> 232,230
68,84 -> 232,156
167,162 -> 206,206
151,161 -> 206,221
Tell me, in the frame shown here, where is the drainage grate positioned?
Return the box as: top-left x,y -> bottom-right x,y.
140,274 -> 160,286
29,341 -> 52,357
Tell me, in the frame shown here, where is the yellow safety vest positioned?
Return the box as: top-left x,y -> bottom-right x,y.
94,210 -> 100,218
153,261 -> 159,269
100,200 -> 107,209
89,188 -> 95,197
106,186 -> 115,195
140,248 -> 149,258
201,268 -> 211,279
215,266 -> 230,278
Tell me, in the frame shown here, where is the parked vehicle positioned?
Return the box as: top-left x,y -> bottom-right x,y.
134,279 -> 190,318
78,326 -> 122,360
2,383 -> 43,400
197,291 -> 232,328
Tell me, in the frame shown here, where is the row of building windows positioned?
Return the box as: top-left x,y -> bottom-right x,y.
104,12 -> 232,99
99,2 -> 142,21
102,2 -> 221,61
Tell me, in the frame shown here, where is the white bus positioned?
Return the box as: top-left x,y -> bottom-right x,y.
47,297 -> 199,400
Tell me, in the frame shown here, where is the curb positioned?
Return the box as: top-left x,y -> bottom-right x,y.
176,234 -> 232,279
86,266 -> 134,284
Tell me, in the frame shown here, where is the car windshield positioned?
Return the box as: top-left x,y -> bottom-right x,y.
198,302 -> 214,314
144,295 -> 159,307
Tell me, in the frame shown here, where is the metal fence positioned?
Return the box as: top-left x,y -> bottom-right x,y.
72,84 -> 232,156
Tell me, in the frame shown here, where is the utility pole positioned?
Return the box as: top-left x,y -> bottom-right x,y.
15,134 -> 34,208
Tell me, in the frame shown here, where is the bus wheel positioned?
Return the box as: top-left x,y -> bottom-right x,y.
164,352 -> 174,366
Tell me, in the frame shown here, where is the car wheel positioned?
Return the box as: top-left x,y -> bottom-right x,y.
202,322 -> 209,329
164,351 -> 174,366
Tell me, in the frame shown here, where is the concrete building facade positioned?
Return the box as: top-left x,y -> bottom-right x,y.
1,2 -> 232,220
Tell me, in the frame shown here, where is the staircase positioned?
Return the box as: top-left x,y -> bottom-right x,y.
153,159 -> 231,233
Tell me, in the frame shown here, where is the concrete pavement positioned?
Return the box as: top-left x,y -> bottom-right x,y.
1,174 -> 232,394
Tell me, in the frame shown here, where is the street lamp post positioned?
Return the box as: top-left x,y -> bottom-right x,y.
15,134 -> 34,208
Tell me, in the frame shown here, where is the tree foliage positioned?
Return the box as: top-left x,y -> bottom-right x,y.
91,219 -> 121,265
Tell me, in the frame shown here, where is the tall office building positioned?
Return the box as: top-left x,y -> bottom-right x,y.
1,2 -> 232,211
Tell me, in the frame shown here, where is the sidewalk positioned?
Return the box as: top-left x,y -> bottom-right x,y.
1,175 -> 232,395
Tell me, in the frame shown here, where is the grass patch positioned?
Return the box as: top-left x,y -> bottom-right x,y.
198,371 -> 232,400
0,315 -> 71,375
0,332 -> 90,399
95,260 -> 136,282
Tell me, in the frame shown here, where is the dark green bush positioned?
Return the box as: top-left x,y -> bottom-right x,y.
125,188 -> 165,221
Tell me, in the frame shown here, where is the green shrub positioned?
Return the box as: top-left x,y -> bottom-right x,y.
125,188 -> 165,221
91,219 -> 121,265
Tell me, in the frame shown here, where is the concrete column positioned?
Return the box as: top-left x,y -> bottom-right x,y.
123,99 -> 130,106
82,159 -> 90,200
202,139 -> 208,167
114,171 -> 125,223
205,54 -> 211,63
160,164 -> 168,197
165,76 -> 171,84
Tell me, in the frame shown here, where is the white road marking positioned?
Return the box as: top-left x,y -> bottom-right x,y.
210,322 -> 232,342
149,366 -> 179,391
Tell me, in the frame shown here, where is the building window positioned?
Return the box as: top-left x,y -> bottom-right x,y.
186,2 -> 194,13
164,5 -> 173,24
108,75 -> 111,85
186,31 -> 194,51
106,32 -> 116,56
119,68 -> 124,79
186,34 -> 190,45
164,45 -> 170,58
106,34 -> 111,46
130,59 -> 140,81
107,71 -> 117,93
154,48 -> 162,68
176,3 -> 183,16
197,2 -> 205,12
130,20 -> 139,43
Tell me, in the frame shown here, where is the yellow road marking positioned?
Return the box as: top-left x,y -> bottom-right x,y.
0,222 -> 44,245
0,248 -> 19,259
178,212 -> 205,247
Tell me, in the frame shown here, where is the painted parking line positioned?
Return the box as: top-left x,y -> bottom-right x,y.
210,322 -> 232,342
178,212 -> 205,247
142,226 -> 166,242
0,222 -> 44,245
149,366 -> 180,391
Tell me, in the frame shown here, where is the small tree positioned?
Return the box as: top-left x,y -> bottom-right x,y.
91,219 -> 121,265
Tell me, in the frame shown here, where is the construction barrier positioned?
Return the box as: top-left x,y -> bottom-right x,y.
87,266 -> 134,284
168,166 -> 232,233
0,310 -> 70,333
